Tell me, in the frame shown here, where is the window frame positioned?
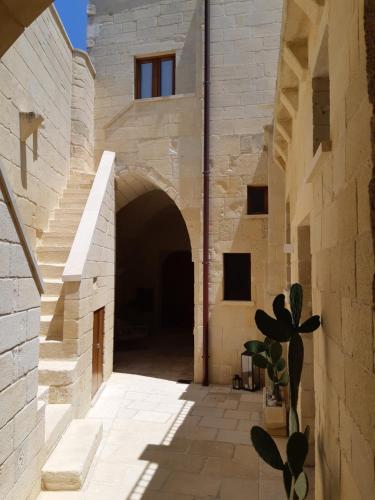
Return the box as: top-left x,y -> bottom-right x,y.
135,54 -> 176,100
247,185 -> 269,215
223,253 -> 251,302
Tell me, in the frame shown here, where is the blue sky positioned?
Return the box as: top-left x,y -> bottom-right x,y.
54,0 -> 88,50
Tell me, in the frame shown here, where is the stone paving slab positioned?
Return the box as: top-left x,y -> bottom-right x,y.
38,372 -> 314,499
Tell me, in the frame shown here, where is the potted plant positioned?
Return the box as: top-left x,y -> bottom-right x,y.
244,338 -> 288,435
250,284 -> 321,499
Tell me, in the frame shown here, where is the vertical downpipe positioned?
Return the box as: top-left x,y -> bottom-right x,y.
202,0 -> 210,386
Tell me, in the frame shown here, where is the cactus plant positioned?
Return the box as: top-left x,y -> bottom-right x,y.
244,337 -> 288,402
249,284 -> 321,499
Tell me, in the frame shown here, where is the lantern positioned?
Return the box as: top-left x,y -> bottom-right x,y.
241,351 -> 261,391
232,374 -> 242,391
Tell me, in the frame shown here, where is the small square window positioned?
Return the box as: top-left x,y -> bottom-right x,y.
135,55 -> 175,99
247,186 -> 268,215
223,253 -> 251,301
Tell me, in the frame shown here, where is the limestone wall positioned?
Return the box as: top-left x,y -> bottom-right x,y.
70,51 -> 96,173
89,0 -> 282,384
63,169 -> 115,418
0,190 -> 42,499
207,0 -> 282,383
273,0 -> 375,497
0,6 -> 96,498
89,0 -> 204,379
0,8 -> 74,247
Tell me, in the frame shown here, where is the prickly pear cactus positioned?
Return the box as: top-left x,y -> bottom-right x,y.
248,284 -> 321,499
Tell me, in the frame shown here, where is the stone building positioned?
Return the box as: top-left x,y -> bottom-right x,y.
0,0 -> 374,499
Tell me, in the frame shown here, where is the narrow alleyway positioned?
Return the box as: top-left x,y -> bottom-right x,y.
37,362 -> 298,500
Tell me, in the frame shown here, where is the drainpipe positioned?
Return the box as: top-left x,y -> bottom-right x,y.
202,0 -> 210,386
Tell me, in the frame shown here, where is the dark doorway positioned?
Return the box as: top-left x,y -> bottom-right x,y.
114,190 -> 194,381
161,251 -> 194,328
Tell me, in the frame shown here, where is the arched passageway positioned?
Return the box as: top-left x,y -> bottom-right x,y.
114,189 -> 194,381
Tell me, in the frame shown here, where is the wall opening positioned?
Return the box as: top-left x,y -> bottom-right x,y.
312,29 -> 330,156
114,189 -> 194,381
223,253 -> 251,301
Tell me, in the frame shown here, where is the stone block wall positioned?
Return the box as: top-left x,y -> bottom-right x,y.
63,172 -> 115,417
0,8 -> 74,247
89,0 -> 282,384
207,0 -> 282,383
0,6 -> 97,498
89,0 -> 204,380
0,192 -> 42,500
70,51 -> 96,173
273,0 -> 375,497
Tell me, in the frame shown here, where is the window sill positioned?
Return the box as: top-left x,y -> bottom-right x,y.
221,300 -> 255,306
243,214 -> 268,219
306,141 -> 332,183
134,93 -> 195,104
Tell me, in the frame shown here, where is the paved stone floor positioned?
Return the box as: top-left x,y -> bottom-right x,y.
113,329 -> 194,382
39,337 -> 314,499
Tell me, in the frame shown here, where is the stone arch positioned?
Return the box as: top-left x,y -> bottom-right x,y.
114,166 -> 201,381
115,166 -> 198,254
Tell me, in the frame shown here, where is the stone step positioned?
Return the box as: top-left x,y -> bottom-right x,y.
41,296 -> 63,316
39,359 -> 78,388
53,208 -> 84,221
62,190 -> 89,200
59,198 -> 87,209
44,404 -> 73,461
67,180 -> 92,190
39,263 -> 65,280
48,220 -> 79,233
39,337 -> 77,360
37,246 -> 70,264
42,232 -> 75,247
69,170 -> 95,181
42,420 -> 102,491
40,315 -> 63,337
44,278 -> 64,296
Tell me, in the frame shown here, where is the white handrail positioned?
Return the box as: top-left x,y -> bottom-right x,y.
0,160 -> 44,294
62,151 -> 116,282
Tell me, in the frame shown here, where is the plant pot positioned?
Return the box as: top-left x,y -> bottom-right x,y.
263,387 -> 287,437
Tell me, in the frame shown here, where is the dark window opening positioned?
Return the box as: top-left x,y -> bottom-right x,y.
224,253 -> 251,301
247,186 -> 268,215
312,30 -> 330,156
312,77 -> 330,155
135,54 -> 175,99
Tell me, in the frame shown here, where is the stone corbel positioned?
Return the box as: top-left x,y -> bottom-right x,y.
283,42 -> 308,81
276,119 -> 292,143
280,88 -> 299,120
274,155 -> 286,171
293,0 -> 323,25
19,112 -> 44,178
20,112 -> 44,143
275,141 -> 288,164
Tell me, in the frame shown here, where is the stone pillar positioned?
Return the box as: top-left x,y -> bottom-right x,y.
70,50 -> 96,173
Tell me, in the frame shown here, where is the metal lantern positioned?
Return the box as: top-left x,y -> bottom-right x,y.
241,351 -> 261,391
232,374 -> 242,391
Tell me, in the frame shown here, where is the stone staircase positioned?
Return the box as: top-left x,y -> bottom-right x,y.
35,171 -> 103,492
37,170 -> 94,391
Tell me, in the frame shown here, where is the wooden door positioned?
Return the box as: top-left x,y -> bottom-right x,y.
92,307 -> 104,398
